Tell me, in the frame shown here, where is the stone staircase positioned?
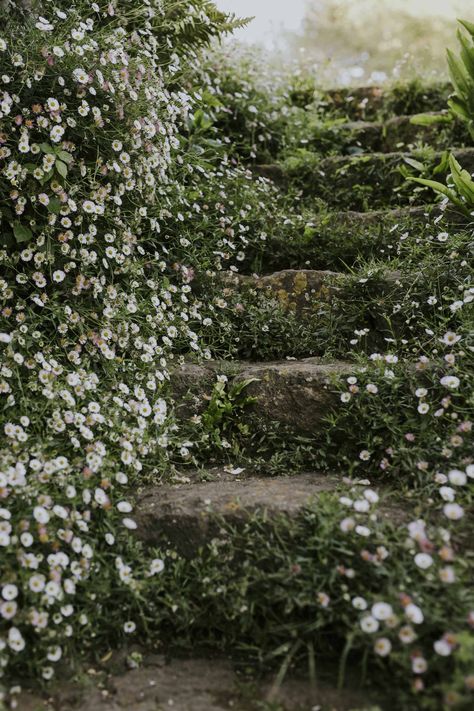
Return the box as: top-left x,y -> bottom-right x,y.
20,84 -> 470,711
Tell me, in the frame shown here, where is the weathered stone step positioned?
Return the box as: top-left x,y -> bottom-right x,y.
195,267 -> 408,361
257,147 -> 474,211
136,471 -> 341,553
247,204 -> 467,273
208,268 -> 340,313
18,654 -> 377,710
135,471 -> 404,555
311,112 -> 468,155
311,203 -> 468,230
172,358 -> 352,433
213,267 -> 401,308
319,82 -> 452,120
201,263 -> 452,361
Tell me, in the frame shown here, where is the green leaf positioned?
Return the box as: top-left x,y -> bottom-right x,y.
40,143 -> 55,154
448,96 -> 471,121
56,150 -> 73,164
449,154 -> 474,202
230,377 -> 258,396
433,151 -> 450,175
459,19 -> 474,39
403,157 -> 425,172
193,108 -> 213,131
200,90 -> 222,109
447,48 -> 471,98
47,198 -> 62,215
409,113 -> 452,127
409,177 -> 468,214
39,169 -> 54,186
13,223 -> 33,243
55,160 -> 68,179
458,30 -> 474,80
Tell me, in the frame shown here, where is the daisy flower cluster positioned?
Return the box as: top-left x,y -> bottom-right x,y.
337,478 -> 472,696
329,217 -> 474,700
0,0 -> 231,681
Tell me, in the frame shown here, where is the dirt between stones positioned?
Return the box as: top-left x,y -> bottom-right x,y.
16,654 -> 374,711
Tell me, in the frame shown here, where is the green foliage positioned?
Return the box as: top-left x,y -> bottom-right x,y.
1,0 -> 473,706
410,112 -> 453,128
288,0 -> 469,85
151,0 -> 249,57
447,20 -> 474,136
3,0 -> 243,51
200,376 -> 257,450
189,46 -> 292,162
381,79 -> 452,119
0,0 -> 239,685
439,632 -> 474,708
410,154 -> 474,213
405,19 -> 474,211
131,495 -> 474,711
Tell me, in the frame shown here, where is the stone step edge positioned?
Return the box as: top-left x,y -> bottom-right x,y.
134,471 -> 399,555
195,268 -> 404,317
298,111 -> 464,152
17,653 -> 378,711
255,146 -> 474,182
310,203 -> 468,227
336,110 -> 451,132
207,267 -> 402,289
171,358 -> 353,434
323,82 -> 451,103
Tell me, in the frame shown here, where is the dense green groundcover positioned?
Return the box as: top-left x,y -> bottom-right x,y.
0,0 -> 247,685
0,2 -> 473,710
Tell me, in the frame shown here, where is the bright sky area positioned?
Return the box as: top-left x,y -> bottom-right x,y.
214,0 -> 466,47
215,0 -> 307,46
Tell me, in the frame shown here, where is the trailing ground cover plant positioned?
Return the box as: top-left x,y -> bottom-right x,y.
157,26 -> 473,707
322,233 -> 474,710
157,123 -> 473,711
0,0 -> 240,683
125,490 -> 473,710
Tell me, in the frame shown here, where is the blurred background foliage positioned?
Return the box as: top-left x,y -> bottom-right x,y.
217,0 -> 474,86
289,0 -> 473,85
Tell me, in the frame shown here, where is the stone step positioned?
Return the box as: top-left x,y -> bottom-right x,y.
247,204 -> 467,272
320,82 -> 452,120
202,263 -> 453,362
205,268 -> 340,314
213,268 -> 401,308
136,471 -> 341,554
18,654 -> 378,710
135,471 -> 403,555
311,203 -> 468,230
194,267 -> 407,360
171,358 -> 352,433
257,147 -> 474,211
309,112 -> 468,155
